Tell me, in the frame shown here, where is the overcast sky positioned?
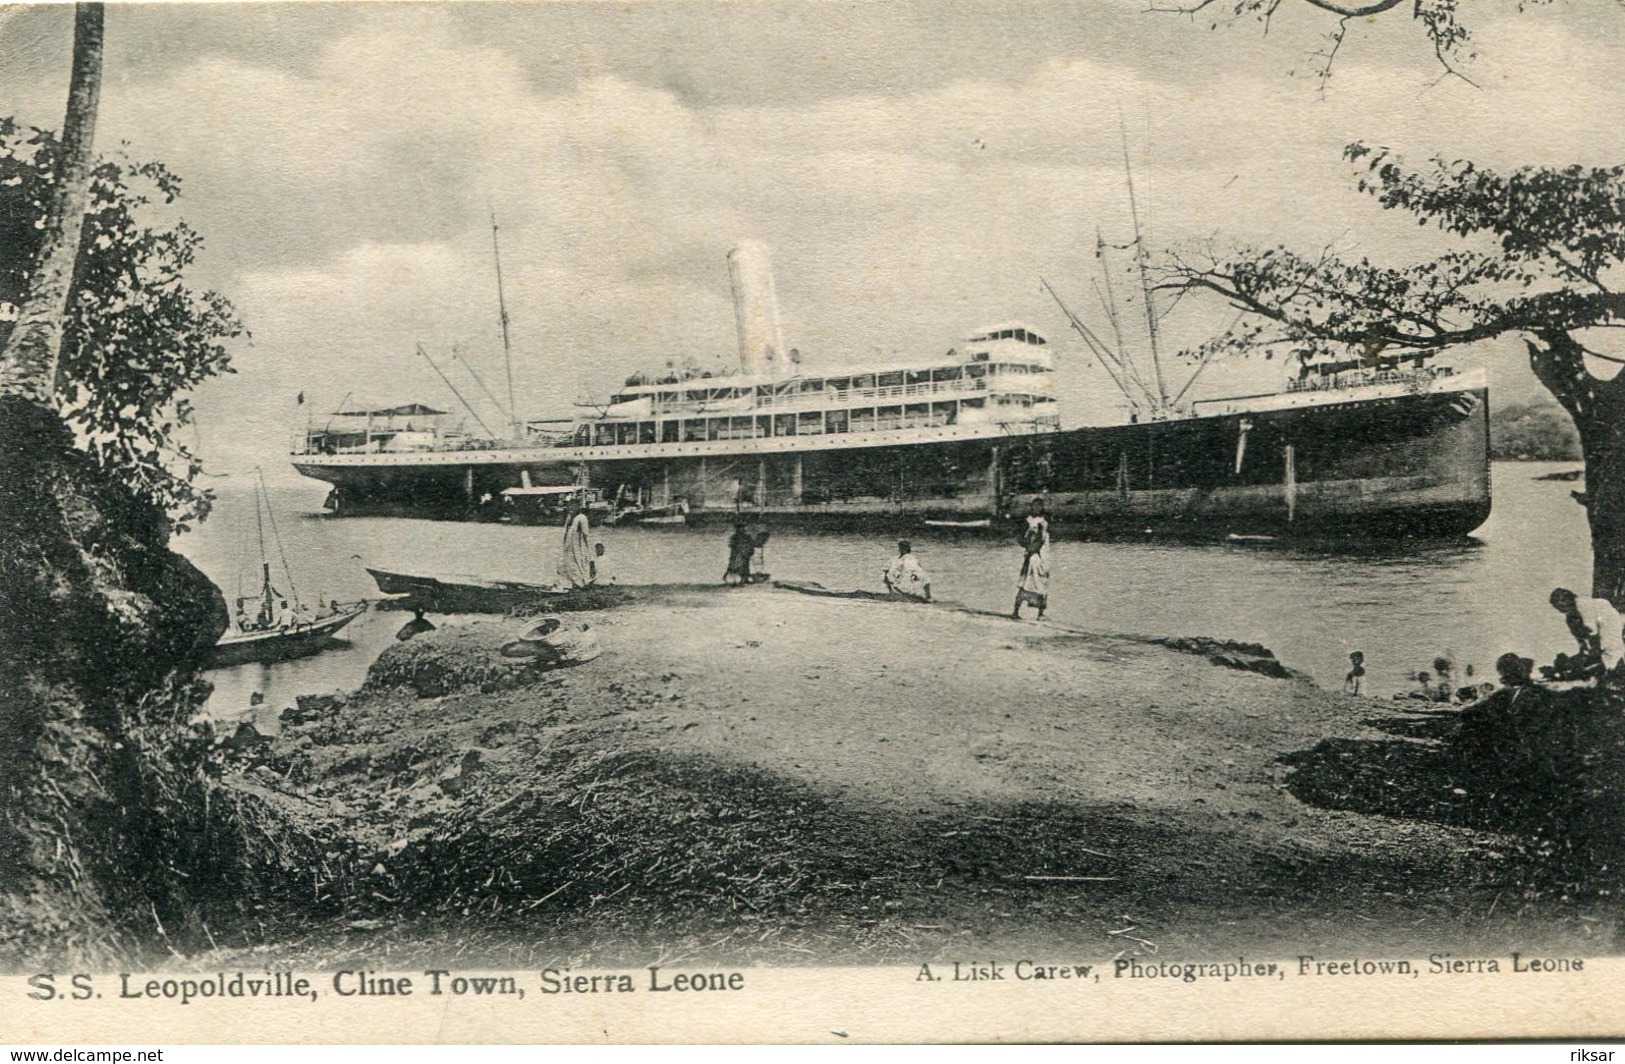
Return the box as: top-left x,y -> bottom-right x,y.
3,0 -> 1623,474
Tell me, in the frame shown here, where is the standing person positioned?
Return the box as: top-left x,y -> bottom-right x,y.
724,520 -> 755,585
883,540 -> 931,601
1343,651 -> 1366,696
559,499 -> 594,588
1011,501 -> 1050,621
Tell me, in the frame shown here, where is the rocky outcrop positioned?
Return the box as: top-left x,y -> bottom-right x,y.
363,618 -> 597,698
1146,635 -> 1308,681
0,397 -> 228,967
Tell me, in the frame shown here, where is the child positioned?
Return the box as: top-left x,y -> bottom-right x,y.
1343,651 -> 1365,696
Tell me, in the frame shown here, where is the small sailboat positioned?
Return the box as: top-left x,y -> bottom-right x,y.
210,469 -> 366,667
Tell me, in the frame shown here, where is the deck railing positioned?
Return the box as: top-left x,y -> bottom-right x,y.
647,377 -> 1002,415
1285,365 -> 1454,394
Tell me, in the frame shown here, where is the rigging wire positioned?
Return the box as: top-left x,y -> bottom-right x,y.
1120,110 -> 1170,409
1169,311 -> 1249,410
1041,277 -> 1143,410
453,344 -> 514,426
1092,268 -> 1158,405
418,344 -> 498,438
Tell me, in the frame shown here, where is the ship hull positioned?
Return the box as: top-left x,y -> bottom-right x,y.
293,381 -> 1490,540
1001,384 -> 1491,540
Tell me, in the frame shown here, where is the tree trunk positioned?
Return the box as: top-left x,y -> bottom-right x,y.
0,3 -> 103,406
1528,330 -> 1625,607
0,0 -> 232,968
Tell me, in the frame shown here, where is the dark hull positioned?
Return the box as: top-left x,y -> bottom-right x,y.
209,605 -> 366,667
774,580 -> 929,603
366,567 -> 631,613
298,385 -> 1490,541
1000,386 -> 1491,540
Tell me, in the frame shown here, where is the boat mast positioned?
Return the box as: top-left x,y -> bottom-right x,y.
257,465 -> 301,611
253,464 -> 270,610
1120,113 -> 1169,413
491,212 -> 518,440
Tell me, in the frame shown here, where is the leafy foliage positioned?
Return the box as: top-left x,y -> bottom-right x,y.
1160,143 -> 1625,374
1490,398 -> 1582,461
1349,145 -> 1625,291
0,117 -> 242,532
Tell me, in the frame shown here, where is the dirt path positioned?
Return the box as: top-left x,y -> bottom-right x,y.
585,590 -> 1364,834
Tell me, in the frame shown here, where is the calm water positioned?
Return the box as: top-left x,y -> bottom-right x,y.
174,462 -> 1591,728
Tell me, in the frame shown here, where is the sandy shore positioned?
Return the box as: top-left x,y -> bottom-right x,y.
209,584 -> 1618,968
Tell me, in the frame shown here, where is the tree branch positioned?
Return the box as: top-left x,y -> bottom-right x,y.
1311,17 -> 1351,96
1151,0 -> 1485,88
1144,0 -> 1227,15
1302,0 -> 1405,14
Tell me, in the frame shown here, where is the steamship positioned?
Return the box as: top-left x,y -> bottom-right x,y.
291,244 -> 1490,540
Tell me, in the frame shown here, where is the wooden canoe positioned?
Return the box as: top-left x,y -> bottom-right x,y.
366,567 -> 629,613
772,580 -> 929,603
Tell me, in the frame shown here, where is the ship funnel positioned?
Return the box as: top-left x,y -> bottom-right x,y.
727,241 -> 788,379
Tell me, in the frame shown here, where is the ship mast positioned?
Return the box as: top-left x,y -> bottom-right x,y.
253,464 -> 270,609
258,465 -> 300,611
1092,230 -> 1157,407
491,212 -> 518,440
1056,123 -> 1221,420
1120,113 -> 1170,413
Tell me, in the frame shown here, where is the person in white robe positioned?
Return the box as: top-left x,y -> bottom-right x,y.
559,503 -> 594,588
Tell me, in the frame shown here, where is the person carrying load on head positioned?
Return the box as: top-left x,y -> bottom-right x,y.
883,540 -> 931,601
1011,499 -> 1050,621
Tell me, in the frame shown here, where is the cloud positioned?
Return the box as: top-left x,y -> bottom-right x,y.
8,1 -> 1621,473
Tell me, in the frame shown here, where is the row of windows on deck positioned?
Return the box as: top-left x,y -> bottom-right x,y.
579,397 -> 1046,446
615,361 -> 1048,405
